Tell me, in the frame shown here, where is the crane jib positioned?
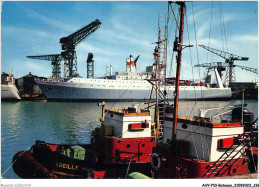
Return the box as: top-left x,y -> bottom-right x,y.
60,19 -> 102,49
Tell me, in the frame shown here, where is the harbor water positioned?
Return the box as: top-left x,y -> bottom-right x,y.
1,100 -> 258,179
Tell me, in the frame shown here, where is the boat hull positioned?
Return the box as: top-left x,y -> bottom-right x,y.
1,84 -> 21,100
36,79 -> 231,101
13,151 -> 57,179
151,144 -> 256,179
13,141 -> 152,179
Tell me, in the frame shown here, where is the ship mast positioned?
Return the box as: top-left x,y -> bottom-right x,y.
172,1 -> 185,139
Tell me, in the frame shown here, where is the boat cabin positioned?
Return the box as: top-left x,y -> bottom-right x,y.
163,116 -> 244,162
92,106 -> 156,164
103,107 -> 152,138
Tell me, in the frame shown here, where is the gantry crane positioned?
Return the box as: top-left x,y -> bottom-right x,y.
194,62 -> 226,79
27,54 -> 64,79
198,45 -> 249,84
195,62 -> 258,84
234,65 -> 258,74
60,19 -> 101,77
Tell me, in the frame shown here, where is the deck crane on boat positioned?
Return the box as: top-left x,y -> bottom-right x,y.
198,45 -> 250,85
60,19 -> 101,77
27,54 -> 64,79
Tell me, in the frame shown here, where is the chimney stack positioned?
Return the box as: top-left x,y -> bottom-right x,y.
110,64 -> 113,76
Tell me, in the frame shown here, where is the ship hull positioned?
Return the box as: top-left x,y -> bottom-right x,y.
1,84 -> 21,100
36,79 -> 231,101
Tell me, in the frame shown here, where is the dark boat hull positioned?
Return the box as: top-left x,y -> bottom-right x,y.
13,151 -> 57,179
13,142 -> 152,179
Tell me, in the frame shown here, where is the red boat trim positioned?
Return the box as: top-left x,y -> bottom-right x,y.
212,122 -> 242,128
217,137 -> 235,149
128,121 -> 149,131
165,116 -> 243,128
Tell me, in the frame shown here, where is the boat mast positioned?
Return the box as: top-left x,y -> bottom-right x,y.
172,1 -> 185,139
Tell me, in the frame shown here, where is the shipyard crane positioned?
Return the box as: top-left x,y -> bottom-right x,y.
235,65 -> 258,74
27,54 -> 64,79
198,45 -> 249,84
195,62 -> 258,85
60,19 -> 101,77
194,62 -> 226,79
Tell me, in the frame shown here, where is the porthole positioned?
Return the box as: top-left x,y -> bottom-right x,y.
181,124 -> 188,129
110,114 -> 113,118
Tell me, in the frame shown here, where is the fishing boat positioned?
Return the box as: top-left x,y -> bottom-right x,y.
12,103 -> 156,178
150,1 -> 258,179
1,66 -> 21,100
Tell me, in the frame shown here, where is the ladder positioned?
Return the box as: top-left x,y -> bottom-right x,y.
158,11 -> 167,82
202,121 -> 258,178
146,11 -> 168,142
157,11 -> 167,142
146,82 -> 169,142
157,90 -> 168,142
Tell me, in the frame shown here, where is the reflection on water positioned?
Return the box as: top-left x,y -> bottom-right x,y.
1,100 -> 258,178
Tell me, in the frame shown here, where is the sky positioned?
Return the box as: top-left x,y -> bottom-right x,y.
1,1 -> 258,83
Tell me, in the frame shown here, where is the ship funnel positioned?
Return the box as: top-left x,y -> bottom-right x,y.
126,58 -> 130,72
106,65 -> 109,76
130,55 -> 136,72
110,64 -> 112,76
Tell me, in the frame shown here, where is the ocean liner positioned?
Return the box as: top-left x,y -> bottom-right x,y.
36,55 -> 231,101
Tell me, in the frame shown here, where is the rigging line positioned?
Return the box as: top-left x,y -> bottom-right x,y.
191,123 -> 200,162
207,1 -> 214,63
169,5 -> 179,78
186,13 -> 195,83
169,2 -> 180,30
167,3 -> 172,78
185,9 -> 200,112
220,2 -> 229,53
192,2 -> 206,106
202,114 -> 211,159
219,2 -> 225,52
181,120 -> 206,161
105,82 -> 135,115
191,2 -> 200,75
211,101 -> 232,118
198,121 -> 206,161
250,142 -> 257,172
185,12 -> 197,112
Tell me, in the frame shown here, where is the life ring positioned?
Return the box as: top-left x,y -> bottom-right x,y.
151,153 -> 161,170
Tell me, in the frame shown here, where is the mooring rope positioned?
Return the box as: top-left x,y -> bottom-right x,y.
1,146 -> 32,178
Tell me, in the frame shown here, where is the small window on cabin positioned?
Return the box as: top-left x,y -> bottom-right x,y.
110,114 -> 113,118
182,124 -> 188,129
126,144 -> 130,148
